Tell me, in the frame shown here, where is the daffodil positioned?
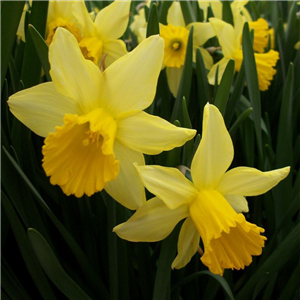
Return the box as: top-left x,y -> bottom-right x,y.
114,103 -> 290,276
46,0 -> 130,67
208,13 -> 280,91
248,18 -> 269,53
130,1 -> 215,97
8,28 -> 196,210
160,1 -> 215,97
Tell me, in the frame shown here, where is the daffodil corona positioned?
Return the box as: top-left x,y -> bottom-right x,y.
8,29 -> 196,209
114,103 -> 290,275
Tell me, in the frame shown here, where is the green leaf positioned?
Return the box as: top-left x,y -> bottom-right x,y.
1,192 -> 56,299
1,257 -> 35,300
222,1 -> 234,26
2,147 -> 109,299
1,0 -> 25,90
28,24 -> 51,81
195,48 -> 211,115
214,59 -> 235,116
274,63 -> 294,229
242,22 -> 263,163
158,1 -> 172,25
20,1 -> 48,88
229,107 -> 253,136
180,0 -> 196,25
153,222 -> 181,300
182,97 -> 194,166
172,270 -> 235,300
146,3 -> 159,37
171,26 -> 194,123
27,228 -> 93,300
236,222 -> 300,300
248,1 -> 260,20
225,62 -> 246,126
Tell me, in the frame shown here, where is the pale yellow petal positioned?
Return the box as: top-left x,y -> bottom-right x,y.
7,82 -> 81,137
95,1 -> 131,40
217,166 -> 290,196
207,57 -> 230,85
104,140 -> 146,210
188,22 -> 215,46
113,197 -> 189,242
49,28 -> 103,114
101,35 -> 164,118
116,111 -> 196,155
193,47 -> 213,70
71,0 -> 96,36
166,66 -> 183,97
167,1 -> 186,27
172,217 -> 200,269
102,39 -> 128,67
136,165 -> 198,209
209,17 -> 238,57
224,194 -> 249,213
191,103 -> 234,190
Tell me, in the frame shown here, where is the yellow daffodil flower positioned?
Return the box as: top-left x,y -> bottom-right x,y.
8,28 -> 196,210
161,1 -> 215,97
130,1 -> 215,97
114,103 -> 290,276
248,18 -> 269,53
208,13 -> 280,91
129,2 -> 150,43
46,0 -> 130,67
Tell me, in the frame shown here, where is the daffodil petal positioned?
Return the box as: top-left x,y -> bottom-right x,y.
136,165 -> 198,209
7,82 -> 81,137
217,166 -> 290,196
167,1 -> 186,27
116,111 -> 196,155
166,66 -> 183,97
113,197 -> 189,242
95,1 -> 130,40
104,140 -> 146,210
207,57 -> 230,85
101,35 -> 164,118
188,22 -> 215,46
209,17 -> 237,57
49,28 -> 102,114
71,0 -> 96,36
224,195 -> 249,213
172,217 -> 200,269
193,47 -> 213,70
102,39 -> 128,68
191,103 -> 233,190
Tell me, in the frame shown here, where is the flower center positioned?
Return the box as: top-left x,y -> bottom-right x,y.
46,18 -> 82,46
79,37 -> 103,65
160,24 -> 189,68
172,41 -> 181,50
42,108 -> 119,198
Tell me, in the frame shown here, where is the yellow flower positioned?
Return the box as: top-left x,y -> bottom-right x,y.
161,1 -> 215,97
208,15 -> 280,91
114,103 -> 290,275
8,29 -> 196,209
248,18 -> 269,53
160,24 -> 189,68
46,0 -> 130,67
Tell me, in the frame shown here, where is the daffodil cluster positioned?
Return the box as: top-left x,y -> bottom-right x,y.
8,0 -> 290,277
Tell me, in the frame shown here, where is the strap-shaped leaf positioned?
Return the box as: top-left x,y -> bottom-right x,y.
28,24 -> 51,81
27,228 -> 93,300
